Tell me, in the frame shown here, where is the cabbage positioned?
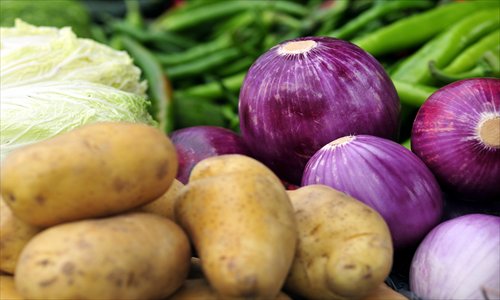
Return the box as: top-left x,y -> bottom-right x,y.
0,21 -> 156,161
0,20 -> 147,95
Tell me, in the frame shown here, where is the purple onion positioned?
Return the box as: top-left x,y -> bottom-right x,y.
410,214 -> 500,300
169,126 -> 250,184
238,36 -> 400,184
411,78 -> 500,200
301,135 -> 443,248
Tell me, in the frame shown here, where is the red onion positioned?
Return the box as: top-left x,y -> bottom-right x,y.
411,78 -> 500,200
301,135 -> 443,248
238,36 -> 400,184
169,126 -> 250,184
410,214 -> 500,300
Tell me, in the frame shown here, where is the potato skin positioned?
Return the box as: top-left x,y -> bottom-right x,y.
138,178 -> 184,220
175,155 -> 298,299
169,278 -> 293,300
15,212 -> 191,300
285,185 -> 393,300
0,122 -> 178,227
0,275 -> 24,300
0,198 -> 40,274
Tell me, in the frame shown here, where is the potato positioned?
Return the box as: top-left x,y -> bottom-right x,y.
15,212 -> 190,300
0,275 -> 23,300
169,278 -> 293,300
175,155 -> 298,299
0,122 -> 178,227
138,178 -> 184,220
285,185 -> 393,300
0,198 -> 40,274
187,154 -> 282,185
361,283 -> 408,300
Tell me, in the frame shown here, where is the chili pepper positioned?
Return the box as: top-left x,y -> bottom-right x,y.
429,53 -> 498,84
179,72 -> 246,99
401,138 -> 411,150
156,35 -> 232,66
353,0 -> 499,57
120,35 -> 174,133
391,10 -> 499,85
442,29 -> 500,74
166,48 -> 241,80
111,21 -> 196,49
152,0 -> 308,32
393,80 -> 437,107
172,95 -> 227,129
217,56 -> 254,77
328,0 -> 434,40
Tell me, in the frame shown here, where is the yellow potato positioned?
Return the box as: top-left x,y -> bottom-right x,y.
0,275 -> 24,300
169,278 -> 292,300
285,185 -> 393,300
1,122 -> 178,227
15,212 -> 190,300
0,198 -> 40,274
175,155 -> 298,299
138,178 -> 184,220
187,154 -> 282,185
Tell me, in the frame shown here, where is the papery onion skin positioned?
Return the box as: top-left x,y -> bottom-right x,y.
170,126 -> 250,184
411,78 -> 500,200
301,135 -> 443,248
410,214 -> 500,300
239,36 -> 400,184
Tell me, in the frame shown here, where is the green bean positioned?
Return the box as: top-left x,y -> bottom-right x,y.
152,0 -> 308,32
328,0 -> 434,40
217,56 -> 254,77
443,29 -> 500,74
353,1 -> 500,57
315,0 -> 349,35
156,35 -> 232,66
180,72 -> 246,99
391,10 -> 499,85
120,35 -> 173,133
166,48 -> 241,80
393,80 -> 437,107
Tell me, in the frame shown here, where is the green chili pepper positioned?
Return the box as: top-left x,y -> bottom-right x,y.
442,29 -> 500,74
328,0 -> 434,40
156,35 -> 232,66
180,72 -> 246,99
166,48 -> 241,80
152,0 -> 308,32
393,80 -> 437,107
173,95 -> 227,129
120,35 -> 174,133
429,53 -> 499,84
391,10 -> 499,85
353,1 -> 499,57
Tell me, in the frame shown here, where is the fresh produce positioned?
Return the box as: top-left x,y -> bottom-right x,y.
169,278 -> 292,300
138,178 -> 184,220
15,212 -> 191,300
0,275 -> 23,300
410,214 -> 500,300
0,122 -> 178,227
170,125 -> 250,184
412,78 -> 500,200
361,283 -> 408,300
239,36 -> 400,184
302,135 -> 443,248
285,185 -> 393,300
0,21 -> 155,161
174,154 -> 298,299
0,198 -> 40,274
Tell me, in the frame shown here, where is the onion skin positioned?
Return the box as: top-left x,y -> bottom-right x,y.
410,214 -> 500,300
239,36 -> 400,184
411,78 -> 500,200
169,126 -> 250,184
301,135 -> 443,248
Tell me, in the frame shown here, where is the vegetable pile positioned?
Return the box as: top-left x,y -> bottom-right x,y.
0,0 -> 499,299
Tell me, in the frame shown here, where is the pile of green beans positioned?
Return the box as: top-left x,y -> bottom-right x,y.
97,0 -> 499,146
